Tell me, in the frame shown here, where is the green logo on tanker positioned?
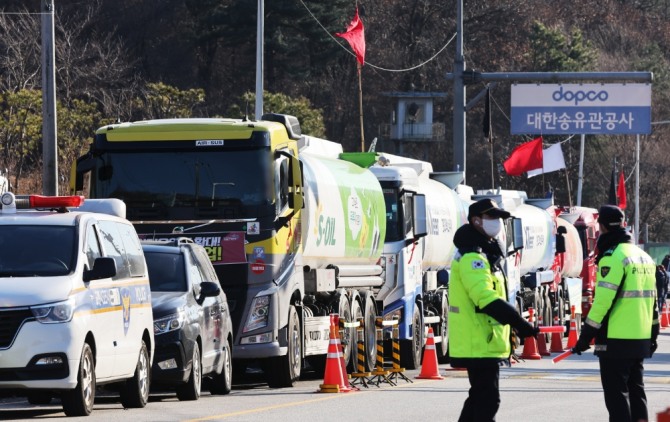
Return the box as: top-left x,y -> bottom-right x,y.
316,215 -> 336,246
343,186 -> 384,256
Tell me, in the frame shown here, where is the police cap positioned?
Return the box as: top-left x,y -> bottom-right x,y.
468,198 -> 511,220
598,205 -> 625,228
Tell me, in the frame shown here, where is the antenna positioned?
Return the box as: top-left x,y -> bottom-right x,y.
368,137 -> 378,152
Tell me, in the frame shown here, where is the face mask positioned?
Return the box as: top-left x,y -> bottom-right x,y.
482,218 -> 502,238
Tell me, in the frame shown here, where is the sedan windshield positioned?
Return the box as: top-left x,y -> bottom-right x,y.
0,226 -> 75,276
144,251 -> 187,292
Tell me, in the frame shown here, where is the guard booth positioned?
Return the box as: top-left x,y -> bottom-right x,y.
378,91 -> 447,154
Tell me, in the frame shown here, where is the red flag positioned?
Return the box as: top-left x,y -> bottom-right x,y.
336,8 -> 365,65
617,170 -> 627,209
503,136 -> 544,176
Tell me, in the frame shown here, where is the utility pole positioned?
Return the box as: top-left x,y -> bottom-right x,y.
452,0 -> 466,179
255,0 -> 264,120
41,0 -> 58,195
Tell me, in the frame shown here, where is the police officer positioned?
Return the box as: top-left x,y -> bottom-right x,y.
573,205 -> 659,422
449,198 -> 538,422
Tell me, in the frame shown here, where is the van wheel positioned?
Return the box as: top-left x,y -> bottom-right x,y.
62,343 -> 95,416
210,341 -> 232,395
120,341 -> 150,408
177,343 -> 202,401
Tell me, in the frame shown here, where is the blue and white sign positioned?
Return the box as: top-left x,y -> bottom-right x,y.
511,83 -> 651,135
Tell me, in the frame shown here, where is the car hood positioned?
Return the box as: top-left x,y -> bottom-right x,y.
0,276 -> 73,307
151,291 -> 188,317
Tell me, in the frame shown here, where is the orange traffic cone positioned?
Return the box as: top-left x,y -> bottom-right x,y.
662,303 -> 669,328
550,316 -> 566,353
334,314 -> 356,391
520,307 -> 541,360
318,317 -> 351,393
416,327 -> 444,379
566,307 -> 578,349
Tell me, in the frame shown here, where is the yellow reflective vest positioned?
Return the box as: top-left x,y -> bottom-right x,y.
587,242 -> 656,357
448,250 -> 511,361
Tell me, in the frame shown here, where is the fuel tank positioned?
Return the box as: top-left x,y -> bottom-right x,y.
298,140 -> 386,269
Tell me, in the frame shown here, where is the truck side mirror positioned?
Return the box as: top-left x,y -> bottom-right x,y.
512,217 -> 524,252
556,225 -> 567,254
411,193 -> 427,240
288,155 -> 303,211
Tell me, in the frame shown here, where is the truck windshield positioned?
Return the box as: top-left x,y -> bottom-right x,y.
90,148 -> 272,220
383,188 -> 404,242
0,226 -> 75,277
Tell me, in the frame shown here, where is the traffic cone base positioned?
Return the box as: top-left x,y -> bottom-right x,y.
520,335 -> 541,360
416,327 -> 444,380
550,316 -> 566,353
537,332 -> 551,356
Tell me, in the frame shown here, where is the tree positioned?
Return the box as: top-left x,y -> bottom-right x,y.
528,22 -> 596,72
132,82 -> 206,119
228,91 -> 326,138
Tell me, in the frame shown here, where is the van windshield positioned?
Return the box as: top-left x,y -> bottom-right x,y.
0,226 -> 75,276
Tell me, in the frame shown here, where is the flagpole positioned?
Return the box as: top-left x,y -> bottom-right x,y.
635,134 -> 640,244
357,63 -> 365,152
577,134 -> 585,206
564,168 -> 573,207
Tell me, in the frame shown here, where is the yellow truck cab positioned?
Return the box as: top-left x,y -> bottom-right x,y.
0,193 -> 154,416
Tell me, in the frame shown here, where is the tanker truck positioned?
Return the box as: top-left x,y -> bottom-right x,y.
474,190 -> 585,331
558,206 -> 600,322
71,113 -> 428,388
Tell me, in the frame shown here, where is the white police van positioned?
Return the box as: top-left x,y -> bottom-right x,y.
0,193 -> 154,416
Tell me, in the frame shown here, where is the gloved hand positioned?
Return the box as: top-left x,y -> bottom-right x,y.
651,340 -> 658,357
516,322 -> 539,340
571,322 -> 598,355
571,337 -> 591,355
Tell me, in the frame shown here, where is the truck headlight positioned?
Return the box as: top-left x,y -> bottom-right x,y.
154,311 -> 185,335
244,295 -> 270,333
31,298 -> 75,323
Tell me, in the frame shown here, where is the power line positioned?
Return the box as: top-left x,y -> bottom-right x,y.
298,0 -> 456,73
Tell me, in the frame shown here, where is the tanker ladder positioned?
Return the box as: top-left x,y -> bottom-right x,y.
350,318 -> 371,388
368,317 -> 396,387
387,317 -> 412,384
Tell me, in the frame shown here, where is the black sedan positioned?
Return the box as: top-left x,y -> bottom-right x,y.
143,239 -> 233,400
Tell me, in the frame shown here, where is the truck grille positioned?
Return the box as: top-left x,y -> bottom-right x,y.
0,309 -> 34,349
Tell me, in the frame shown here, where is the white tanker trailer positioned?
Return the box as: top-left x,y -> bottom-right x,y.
365,153 -> 469,368
298,138 -> 428,372
475,190 -> 584,329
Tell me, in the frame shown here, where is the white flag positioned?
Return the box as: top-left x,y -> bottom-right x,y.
527,143 -> 566,178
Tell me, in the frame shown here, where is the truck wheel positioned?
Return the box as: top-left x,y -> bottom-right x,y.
400,305 -> 423,370
266,305 -> 301,388
362,294 -> 377,372
337,294 -> 353,369
210,340 -> 232,395
62,343 -> 95,416
120,341 -> 150,408
436,291 -> 449,363
176,343 -> 201,401
349,298 -> 363,372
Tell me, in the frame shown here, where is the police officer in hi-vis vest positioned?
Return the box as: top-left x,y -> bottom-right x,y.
573,205 -> 659,422
449,198 -> 538,422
